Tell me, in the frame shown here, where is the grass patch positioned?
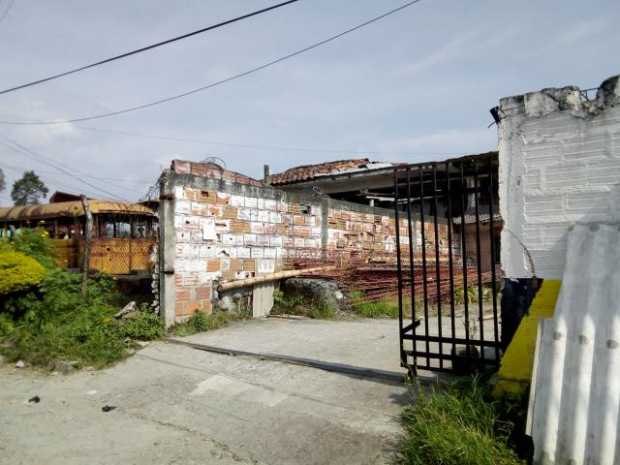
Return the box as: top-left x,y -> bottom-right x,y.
170,311 -> 239,337
271,290 -> 336,319
397,378 -> 525,465
349,291 -> 400,318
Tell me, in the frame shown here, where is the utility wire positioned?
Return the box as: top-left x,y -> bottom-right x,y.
0,0 -> 300,96
74,124 -> 461,157
0,162 -> 110,200
0,136 -> 129,201
0,157 -> 154,185
0,0 -> 423,126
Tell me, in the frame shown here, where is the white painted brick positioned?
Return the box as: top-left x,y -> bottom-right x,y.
269,212 -> 281,223
257,259 -> 275,273
270,236 -> 283,247
257,210 -> 270,223
176,199 -> 191,214
230,195 -> 244,207
237,247 -> 251,258
238,208 -> 251,220
499,77 -> 620,279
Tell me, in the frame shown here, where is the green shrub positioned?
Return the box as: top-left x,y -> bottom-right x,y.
0,250 -> 46,295
397,379 -> 524,465
0,268 -> 162,368
0,313 -> 15,338
1,228 -> 56,268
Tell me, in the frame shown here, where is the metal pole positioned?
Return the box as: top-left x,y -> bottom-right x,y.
80,195 -> 93,297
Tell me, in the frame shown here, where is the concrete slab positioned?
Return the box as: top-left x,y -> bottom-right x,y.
0,334 -> 410,465
178,317 -> 406,374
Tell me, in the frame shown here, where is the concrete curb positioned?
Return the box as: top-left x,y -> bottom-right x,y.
166,337 -> 408,385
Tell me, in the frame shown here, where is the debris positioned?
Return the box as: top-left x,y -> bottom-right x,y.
114,301 -> 137,319
86,390 -> 97,396
15,360 -> 25,368
101,405 -> 117,412
28,395 -> 40,404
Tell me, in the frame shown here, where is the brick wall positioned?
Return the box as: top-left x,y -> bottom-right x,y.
499,75 -> 620,279
162,160 -> 451,322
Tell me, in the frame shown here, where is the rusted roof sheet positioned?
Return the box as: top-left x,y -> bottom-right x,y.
0,200 -> 155,221
172,159 -> 264,187
270,159 -> 373,185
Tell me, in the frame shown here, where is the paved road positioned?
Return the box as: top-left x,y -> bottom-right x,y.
0,318 -> 412,465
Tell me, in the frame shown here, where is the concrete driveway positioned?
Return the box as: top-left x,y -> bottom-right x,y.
0,318 -> 412,465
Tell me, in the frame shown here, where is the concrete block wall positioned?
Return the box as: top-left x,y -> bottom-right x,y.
499,75 -> 620,279
160,160 -> 452,324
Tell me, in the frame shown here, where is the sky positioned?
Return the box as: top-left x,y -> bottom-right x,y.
0,0 -> 618,205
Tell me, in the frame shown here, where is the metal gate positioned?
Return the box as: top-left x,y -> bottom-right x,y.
393,153 -> 502,374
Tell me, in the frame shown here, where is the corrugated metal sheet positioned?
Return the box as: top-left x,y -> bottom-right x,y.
527,223 -> 620,465
269,159 -> 370,185
0,200 -> 155,221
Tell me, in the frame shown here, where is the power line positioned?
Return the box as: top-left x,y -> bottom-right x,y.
0,158 -> 154,185
0,136 -> 130,201
0,0 -> 423,126
0,0 -> 300,96
0,162 -> 111,200
73,124 -> 461,157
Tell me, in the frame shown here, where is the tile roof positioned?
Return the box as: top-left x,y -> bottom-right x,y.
270,158 -> 381,185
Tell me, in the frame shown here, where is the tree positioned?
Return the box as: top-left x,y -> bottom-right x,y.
11,170 -> 49,206
0,167 -> 5,193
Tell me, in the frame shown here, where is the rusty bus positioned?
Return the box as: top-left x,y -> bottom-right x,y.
0,193 -> 157,277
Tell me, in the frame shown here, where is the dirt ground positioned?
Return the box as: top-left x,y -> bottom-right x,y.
0,318 -> 413,465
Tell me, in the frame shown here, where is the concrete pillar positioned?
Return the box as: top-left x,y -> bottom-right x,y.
159,172 -> 177,328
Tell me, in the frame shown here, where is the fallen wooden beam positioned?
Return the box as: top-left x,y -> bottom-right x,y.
217,266 -> 335,292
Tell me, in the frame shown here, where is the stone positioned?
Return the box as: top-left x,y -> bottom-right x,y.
15,360 -> 25,369
282,278 -> 344,311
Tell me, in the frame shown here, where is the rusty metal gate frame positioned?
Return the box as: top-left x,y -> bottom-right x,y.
393,154 -> 502,375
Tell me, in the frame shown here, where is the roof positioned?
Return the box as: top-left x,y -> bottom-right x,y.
270,158 -> 397,185
172,159 -> 264,187
49,191 -> 93,203
0,200 -> 155,222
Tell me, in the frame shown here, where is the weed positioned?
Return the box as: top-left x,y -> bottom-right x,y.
271,289 -> 336,319
0,235 -> 162,368
397,378 -> 524,465
170,311 -> 238,337
119,308 -> 164,341
352,298 -> 400,318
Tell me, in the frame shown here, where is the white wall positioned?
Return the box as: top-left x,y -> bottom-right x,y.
499,75 -> 620,279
